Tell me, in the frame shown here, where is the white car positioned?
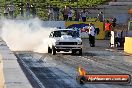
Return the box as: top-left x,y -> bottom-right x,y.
48,29 -> 83,55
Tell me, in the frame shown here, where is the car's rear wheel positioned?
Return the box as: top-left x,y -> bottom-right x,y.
52,46 -> 56,55
79,49 -> 82,55
72,50 -> 76,55
48,46 -> 52,53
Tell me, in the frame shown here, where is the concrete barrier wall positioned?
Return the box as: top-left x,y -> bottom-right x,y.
0,38 -> 32,88
42,21 -> 65,28
124,37 -> 132,54
0,54 -> 4,88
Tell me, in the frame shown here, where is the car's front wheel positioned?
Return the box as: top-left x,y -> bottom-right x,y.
48,46 -> 52,53
52,46 -> 56,55
79,49 -> 82,55
72,50 -> 76,55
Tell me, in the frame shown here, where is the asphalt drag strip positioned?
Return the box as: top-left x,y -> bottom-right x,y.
15,52 -> 85,88
15,51 -> 132,88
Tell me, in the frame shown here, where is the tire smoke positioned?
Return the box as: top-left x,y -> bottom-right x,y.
0,18 -> 54,53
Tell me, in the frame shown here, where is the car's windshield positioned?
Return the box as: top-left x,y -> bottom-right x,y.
53,30 -> 79,37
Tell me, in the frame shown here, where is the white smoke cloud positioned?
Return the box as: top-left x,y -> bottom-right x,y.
0,18 -> 55,53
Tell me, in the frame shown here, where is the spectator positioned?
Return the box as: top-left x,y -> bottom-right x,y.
0,7 -> 2,17
68,7 -> 73,21
62,6 -> 69,21
4,4 -> 9,18
53,5 -> 59,21
88,23 -> 96,47
112,17 -> 116,27
26,2 -> 30,18
81,9 -> 86,22
19,2 -> 24,17
31,4 -> 36,18
105,20 -> 112,39
97,12 -> 104,22
115,32 -> 120,47
9,2 -> 14,19
48,8 -> 54,20
75,9 -> 80,21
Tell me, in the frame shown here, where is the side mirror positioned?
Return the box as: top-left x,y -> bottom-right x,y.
49,33 -> 53,38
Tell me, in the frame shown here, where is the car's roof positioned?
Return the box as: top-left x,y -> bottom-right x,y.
53,28 -> 75,31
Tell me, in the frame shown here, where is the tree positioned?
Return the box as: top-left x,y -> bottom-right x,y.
0,0 -> 108,19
